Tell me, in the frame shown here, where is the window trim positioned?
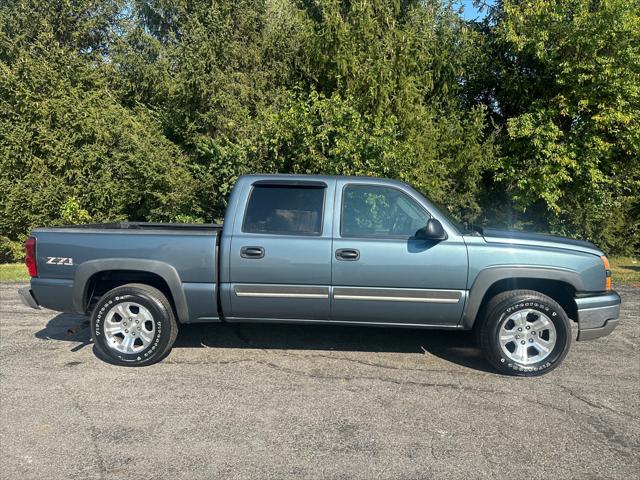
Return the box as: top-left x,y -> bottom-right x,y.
339,183 -> 432,240
252,179 -> 327,188
241,183 -> 327,237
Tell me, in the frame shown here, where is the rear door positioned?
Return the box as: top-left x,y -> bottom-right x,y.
330,179 -> 468,326
227,179 -> 335,320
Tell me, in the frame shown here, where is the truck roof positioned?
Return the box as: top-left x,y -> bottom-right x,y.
239,173 -> 409,187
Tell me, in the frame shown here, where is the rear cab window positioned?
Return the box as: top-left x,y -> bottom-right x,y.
243,184 -> 325,236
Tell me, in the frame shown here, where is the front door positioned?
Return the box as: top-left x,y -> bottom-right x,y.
228,179 -> 334,320
331,180 -> 468,326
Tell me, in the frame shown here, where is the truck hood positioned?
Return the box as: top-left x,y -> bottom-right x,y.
480,228 -> 603,256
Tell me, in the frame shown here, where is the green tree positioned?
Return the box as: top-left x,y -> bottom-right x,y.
0,0 -> 197,260
257,0 -> 496,220
113,0 -> 312,221
117,1 -> 494,222
469,0 -> 640,253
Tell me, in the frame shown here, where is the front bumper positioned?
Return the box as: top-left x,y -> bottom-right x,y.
18,287 -> 40,310
575,291 -> 621,341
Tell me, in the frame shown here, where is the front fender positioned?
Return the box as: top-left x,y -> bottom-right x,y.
461,265 -> 585,329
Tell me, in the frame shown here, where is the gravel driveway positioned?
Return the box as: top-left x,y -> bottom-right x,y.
1,283 -> 638,479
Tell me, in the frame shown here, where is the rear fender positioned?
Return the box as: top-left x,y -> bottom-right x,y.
73,259 -> 189,323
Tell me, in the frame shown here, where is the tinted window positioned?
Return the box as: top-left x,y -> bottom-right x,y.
341,185 -> 429,237
243,185 -> 324,235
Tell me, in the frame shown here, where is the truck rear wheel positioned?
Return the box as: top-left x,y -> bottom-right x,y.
475,289 -> 572,376
90,283 -> 178,366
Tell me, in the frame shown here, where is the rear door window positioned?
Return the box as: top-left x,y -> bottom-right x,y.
243,185 -> 325,235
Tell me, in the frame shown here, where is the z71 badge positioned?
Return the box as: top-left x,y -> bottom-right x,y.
46,256 -> 73,265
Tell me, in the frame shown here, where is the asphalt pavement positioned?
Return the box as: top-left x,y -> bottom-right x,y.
1,283 -> 638,479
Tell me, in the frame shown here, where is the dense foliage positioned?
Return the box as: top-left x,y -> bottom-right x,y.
1,0 -> 638,260
469,0 -> 640,253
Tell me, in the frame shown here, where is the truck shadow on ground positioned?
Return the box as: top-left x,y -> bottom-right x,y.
35,313 -> 496,374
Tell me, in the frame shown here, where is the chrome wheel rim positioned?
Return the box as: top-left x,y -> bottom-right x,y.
498,309 -> 556,365
104,302 -> 155,354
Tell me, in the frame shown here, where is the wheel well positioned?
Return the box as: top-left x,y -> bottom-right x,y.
84,270 -> 176,317
478,278 -> 578,322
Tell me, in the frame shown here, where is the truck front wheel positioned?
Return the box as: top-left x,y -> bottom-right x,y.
475,289 -> 572,376
90,283 -> 178,366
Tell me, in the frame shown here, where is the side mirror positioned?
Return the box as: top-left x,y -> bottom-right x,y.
415,218 -> 447,241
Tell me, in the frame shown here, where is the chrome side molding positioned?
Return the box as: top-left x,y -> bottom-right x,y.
234,285 -> 329,299
233,284 -> 463,303
333,287 -> 462,304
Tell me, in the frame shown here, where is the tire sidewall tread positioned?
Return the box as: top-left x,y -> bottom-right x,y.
476,289 -> 572,377
91,283 -> 178,367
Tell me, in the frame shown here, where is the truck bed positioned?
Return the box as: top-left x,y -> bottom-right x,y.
30,223 -> 221,323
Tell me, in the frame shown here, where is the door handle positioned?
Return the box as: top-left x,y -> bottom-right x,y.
240,246 -> 265,259
335,248 -> 360,261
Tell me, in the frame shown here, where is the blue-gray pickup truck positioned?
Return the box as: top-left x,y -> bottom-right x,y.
19,174 -> 621,375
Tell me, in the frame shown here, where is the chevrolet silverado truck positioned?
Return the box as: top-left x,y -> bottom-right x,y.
19,174 -> 621,375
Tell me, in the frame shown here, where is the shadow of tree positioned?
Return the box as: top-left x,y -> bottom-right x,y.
35,313 -> 497,374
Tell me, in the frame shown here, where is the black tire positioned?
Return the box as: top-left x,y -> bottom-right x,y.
91,283 -> 178,366
475,289 -> 572,376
